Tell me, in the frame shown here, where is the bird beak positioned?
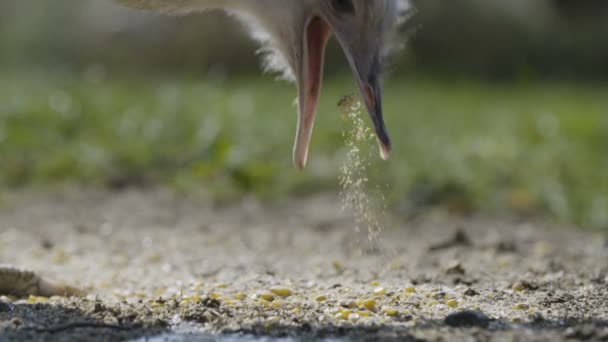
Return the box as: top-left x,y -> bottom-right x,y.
293,16 -> 391,170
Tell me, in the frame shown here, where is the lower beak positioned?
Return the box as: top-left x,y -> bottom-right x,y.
361,80 -> 391,160
293,16 -> 331,170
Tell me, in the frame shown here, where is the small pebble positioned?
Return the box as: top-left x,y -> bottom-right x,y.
512,281 -> 538,292
0,301 -> 13,312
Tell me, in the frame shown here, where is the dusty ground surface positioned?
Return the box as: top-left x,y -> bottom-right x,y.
0,188 -> 607,341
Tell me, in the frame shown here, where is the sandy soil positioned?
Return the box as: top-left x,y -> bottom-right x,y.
0,188 -> 607,341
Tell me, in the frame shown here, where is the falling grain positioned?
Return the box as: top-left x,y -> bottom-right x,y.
338,95 -> 386,246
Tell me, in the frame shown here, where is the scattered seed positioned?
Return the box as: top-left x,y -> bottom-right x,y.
336,308 -> 351,320
373,287 -> 387,296
404,287 -> 417,294
357,310 -> 370,317
384,308 -> 399,316
270,287 -> 292,297
361,298 -> 376,311
514,303 -> 529,310
259,293 -> 275,302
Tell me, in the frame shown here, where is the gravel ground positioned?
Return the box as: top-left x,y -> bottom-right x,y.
0,188 -> 607,341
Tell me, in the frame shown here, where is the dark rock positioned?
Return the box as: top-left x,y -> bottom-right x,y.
445,310 -> 491,328
495,240 -> 517,253
41,239 -> 54,250
429,229 -> 472,252
511,280 -> 539,291
463,288 -> 480,296
0,301 -> 13,312
446,262 -> 466,275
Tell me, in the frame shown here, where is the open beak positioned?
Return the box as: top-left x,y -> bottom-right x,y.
293,16 -> 391,170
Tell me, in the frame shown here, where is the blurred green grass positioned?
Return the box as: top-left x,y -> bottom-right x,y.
1,69 -> 607,229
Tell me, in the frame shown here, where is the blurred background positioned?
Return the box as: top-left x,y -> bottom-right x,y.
1,0 -> 607,229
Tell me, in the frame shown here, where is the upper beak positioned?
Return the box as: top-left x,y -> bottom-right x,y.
359,67 -> 391,160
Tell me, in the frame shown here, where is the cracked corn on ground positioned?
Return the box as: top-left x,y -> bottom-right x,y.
0,190 -> 607,341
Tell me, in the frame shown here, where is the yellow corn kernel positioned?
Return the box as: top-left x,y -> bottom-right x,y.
259,293 -> 275,302
292,308 -> 301,314
336,309 -> 351,320
52,250 -> 69,264
361,298 -> 376,311
265,316 -> 280,327
270,287 -> 292,297
357,310 -> 370,317
234,293 -> 247,300
223,300 -> 236,306
384,308 -> 399,316
210,292 -> 222,300
258,299 -> 272,307
371,281 -> 380,287
315,295 -> 327,302
27,296 -> 48,303
404,287 -> 416,294
447,299 -> 458,308
272,299 -> 285,308
216,284 -> 228,289
373,287 -> 387,296
514,303 -> 529,310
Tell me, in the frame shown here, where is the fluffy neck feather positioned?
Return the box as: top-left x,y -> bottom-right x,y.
116,0 -> 300,79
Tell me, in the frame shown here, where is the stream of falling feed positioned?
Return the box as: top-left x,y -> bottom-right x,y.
338,96 -> 385,246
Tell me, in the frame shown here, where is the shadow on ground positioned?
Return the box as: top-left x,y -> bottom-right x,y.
2,300 -> 608,342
